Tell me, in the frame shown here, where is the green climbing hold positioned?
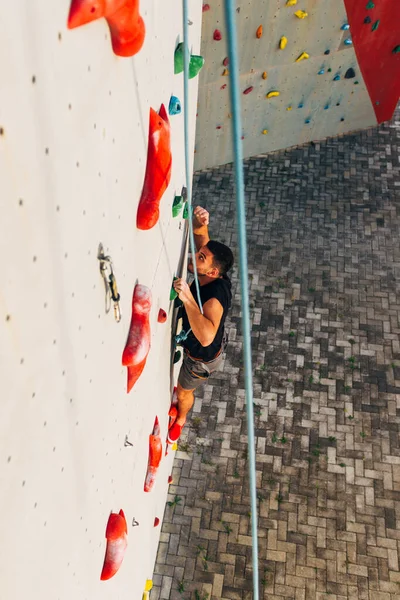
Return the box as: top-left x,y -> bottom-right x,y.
393,45 -> 400,54
170,278 -> 178,301
174,43 -> 205,78
183,202 -> 189,219
371,19 -> 380,31
327,67 -> 332,72
172,195 -> 184,218
366,1 -> 374,8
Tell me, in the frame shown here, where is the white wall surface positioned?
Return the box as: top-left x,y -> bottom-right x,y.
0,1 -> 201,598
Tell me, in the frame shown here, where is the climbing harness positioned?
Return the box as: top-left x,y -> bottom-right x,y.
98,243 -> 121,323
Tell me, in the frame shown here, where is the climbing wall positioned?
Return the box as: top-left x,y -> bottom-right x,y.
194,0 -> 400,170
0,1 -> 201,599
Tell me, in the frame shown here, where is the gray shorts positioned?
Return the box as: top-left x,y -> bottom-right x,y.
178,350 -> 224,391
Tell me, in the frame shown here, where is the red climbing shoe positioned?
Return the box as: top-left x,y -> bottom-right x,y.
167,422 -> 183,444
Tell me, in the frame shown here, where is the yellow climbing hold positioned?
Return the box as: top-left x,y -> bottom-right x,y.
286,106 -> 292,111
172,442 -> 178,451
222,68 -> 229,76
294,10 -> 308,18
262,129 -> 268,134
295,51 -> 309,62
286,0 -> 297,5
266,91 -> 280,98
145,581 -> 153,592
279,36 -> 288,49
262,71 -> 268,79
143,593 -> 149,600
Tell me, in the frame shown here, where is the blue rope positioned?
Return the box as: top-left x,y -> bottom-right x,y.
223,1 -> 259,598
182,0 -> 203,315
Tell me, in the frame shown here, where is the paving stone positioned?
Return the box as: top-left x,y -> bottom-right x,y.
152,106 -> 400,599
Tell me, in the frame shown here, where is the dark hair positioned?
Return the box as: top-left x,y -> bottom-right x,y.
206,240 -> 234,276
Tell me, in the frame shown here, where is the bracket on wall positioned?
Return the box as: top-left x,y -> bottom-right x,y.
98,243 -> 121,323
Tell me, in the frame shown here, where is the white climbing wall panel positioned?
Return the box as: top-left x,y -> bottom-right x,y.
0,1 -> 201,599
194,0 -> 377,170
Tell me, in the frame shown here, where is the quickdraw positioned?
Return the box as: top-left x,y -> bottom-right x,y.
175,327 -> 191,345
98,243 -> 121,322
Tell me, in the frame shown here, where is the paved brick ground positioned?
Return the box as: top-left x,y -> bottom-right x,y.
153,108 -> 400,600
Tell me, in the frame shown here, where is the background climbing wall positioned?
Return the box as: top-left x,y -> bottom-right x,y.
0,1 -> 201,599
194,0 -> 400,170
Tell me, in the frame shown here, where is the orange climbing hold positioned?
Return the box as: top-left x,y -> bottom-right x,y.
67,0 -> 145,57
262,71 -> 267,79
222,68 -> 229,76
144,417 -> 162,492
100,510 -> 128,580
122,284 -> 151,393
256,25 -> 263,38
136,104 -> 171,230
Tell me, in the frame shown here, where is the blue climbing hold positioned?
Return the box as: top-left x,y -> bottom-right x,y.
344,38 -> 352,45
305,118 -> 311,124
298,102 -> 304,108
345,67 -> 356,79
364,16 -> 372,24
341,23 -> 350,30
333,74 -> 341,81
318,68 -> 325,75
324,49 -> 330,55
324,104 -> 330,110
168,95 -> 182,115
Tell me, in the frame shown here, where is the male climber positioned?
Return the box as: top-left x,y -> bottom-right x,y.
168,206 -> 234,444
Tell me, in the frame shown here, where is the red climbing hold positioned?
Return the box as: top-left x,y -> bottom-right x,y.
136,104 -> 172,230
168,475 -> 173,484
157,308 -> 167,323
243,86 -> 254,95
100,510 -> 128,580
216,125 -> 222,129
154,517 -> 160,527
213,29 -> 222,41
202,3 -> 210,10
220,84 -> 227,89
223,56 -> 229,66
67,0 -> 145,57
122,284 -> 151,393
144,417 -> 162,492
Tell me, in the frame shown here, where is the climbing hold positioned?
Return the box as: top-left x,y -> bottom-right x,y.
286,106 -> 292,111
168,96 -> 181,116
333,74 -> 341,81
144,417 -> 162,492
305,118 -> 311,124
318,68 -> 325,75
183,202 -> 189,219
327,67 -> 332,72
220,84 -> 227,90
202,3 -> 210,10
266,91 -> 280,98
393,45 -> 400,54
67,0 -> 145,58
324,49 -> 330,55
371,20 -> 380,31
136,105 -> 171,230
366,1 -> 374,8
256,25 -> 263,38
262,71 -> 267,79
295,51 -> 309,62
243,86 -> 254,95
100,510 -> 128,580
222,68 -> 229,76
170,278 -> 178,301
298,102 -> 304,108
341,23 -> 350,30
336,102 -> 341,106
364,16 -> 372,24
344,38 -> 352,45
354,80 -> 359,84
174,43 -> 204,78
324,104 -> 330,110
213,29 -> 222,41
172,195 -> 184,218
286,0 -> 297,5
216,125 -> 222,129
345,67 -> 355,79
223,56 -> 229,66
168,475 -> 173,484
154,517 -> 160,527
241,135 -> 244,140
122,284 -> 151,393
157,308 -> 167,323
145,580 -> 153,592
174,350 -> 182,364
294,10 -> 308,19
172,442 -> 178,450
279,36 -> 288,49
340,118 -> 345,122
262,129 -> 268,134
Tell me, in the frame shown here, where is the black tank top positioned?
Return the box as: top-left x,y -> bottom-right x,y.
181,276 -> 232,362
